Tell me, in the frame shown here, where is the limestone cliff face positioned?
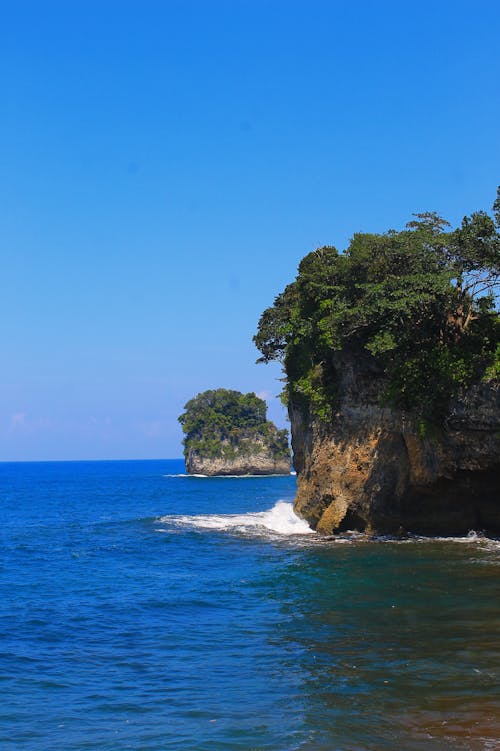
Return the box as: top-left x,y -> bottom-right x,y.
292,353 -> 500,535
186,440 -> 291,476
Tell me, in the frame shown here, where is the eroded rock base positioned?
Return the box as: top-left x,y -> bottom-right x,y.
291,361 -> 500,536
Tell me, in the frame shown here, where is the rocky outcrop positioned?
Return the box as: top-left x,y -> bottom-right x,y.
186,440 -> 291,476
292,353 -> 500,535
180,388 -> 291,477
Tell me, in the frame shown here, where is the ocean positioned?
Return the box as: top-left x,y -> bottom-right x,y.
0,458 -> 499,751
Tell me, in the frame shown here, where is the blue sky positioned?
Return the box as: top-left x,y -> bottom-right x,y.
1,0 -> 499,460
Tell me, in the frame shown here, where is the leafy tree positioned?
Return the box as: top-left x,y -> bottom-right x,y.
254,189 -> 500,422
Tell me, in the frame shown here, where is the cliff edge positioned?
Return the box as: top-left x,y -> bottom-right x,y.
254,190 -> 500,535
291,353 -> 500,535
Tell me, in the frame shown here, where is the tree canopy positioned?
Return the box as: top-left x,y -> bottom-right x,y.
254,190 -> 500,422
178,389 -> 289,460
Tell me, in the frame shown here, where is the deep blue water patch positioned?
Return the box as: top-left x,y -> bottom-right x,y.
0,459 -> 499,750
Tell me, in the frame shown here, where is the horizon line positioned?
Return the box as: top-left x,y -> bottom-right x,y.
0,457 -> 185,464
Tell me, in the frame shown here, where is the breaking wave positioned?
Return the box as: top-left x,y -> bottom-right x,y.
157,500 -> 315,536
155,503 -> 500,551
162,473 -> 294,478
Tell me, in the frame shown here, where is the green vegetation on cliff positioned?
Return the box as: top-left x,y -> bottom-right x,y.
255,190 -> 500,423
178,389 -> 289,461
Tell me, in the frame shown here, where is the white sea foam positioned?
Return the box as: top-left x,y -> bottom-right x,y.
408,531 -> 500,553
162,473 -> 294,478
157,500 -> 315,536
162,473 -> 203,477
156,503 -> 500,550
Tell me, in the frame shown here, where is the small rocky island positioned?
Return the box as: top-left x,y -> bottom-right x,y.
255,190 -> 500,535
179,389 -> 291,476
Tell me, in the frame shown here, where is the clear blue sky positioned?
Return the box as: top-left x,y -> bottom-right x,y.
1,0 -> 499,460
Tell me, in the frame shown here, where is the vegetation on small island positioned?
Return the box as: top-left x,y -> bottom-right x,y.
179,389 -> 289,462
254,189 -> 500,424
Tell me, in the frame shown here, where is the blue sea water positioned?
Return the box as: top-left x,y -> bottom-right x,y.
0,459 -> 499,751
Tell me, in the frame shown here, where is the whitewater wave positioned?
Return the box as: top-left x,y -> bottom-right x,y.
157,500 -> 315,536
155,503 -> 499,551
163,473 -> 203,478
162,473 -> 294,478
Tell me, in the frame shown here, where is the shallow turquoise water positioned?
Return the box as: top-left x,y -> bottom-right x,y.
0,459 -> 499,750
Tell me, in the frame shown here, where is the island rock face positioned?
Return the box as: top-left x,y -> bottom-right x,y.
291,353 -> 500,535
186,440 -> 291,476
179,389 -> 290,476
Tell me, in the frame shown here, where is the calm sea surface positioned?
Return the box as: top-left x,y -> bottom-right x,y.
0,459 -> 499,750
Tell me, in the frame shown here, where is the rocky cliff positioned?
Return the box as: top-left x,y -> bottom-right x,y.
186,439 -> 291,476
292,353 -> 500,536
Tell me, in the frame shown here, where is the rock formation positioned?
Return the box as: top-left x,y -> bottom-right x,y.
179,389 -> 291,476
291,352 -> 500,535
186,439 -> 291,476
254,192 -> 500,535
